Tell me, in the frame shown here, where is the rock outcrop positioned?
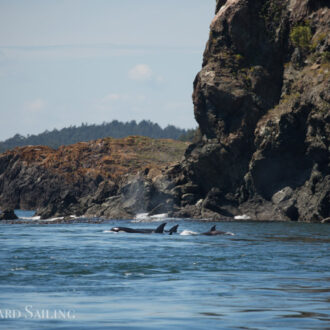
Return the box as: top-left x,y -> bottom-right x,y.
170,0 -> 329,221
0,209 -> 18,220
0,137 -> 188,219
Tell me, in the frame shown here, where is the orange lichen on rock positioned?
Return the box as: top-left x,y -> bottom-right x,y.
3,136 -> 188,184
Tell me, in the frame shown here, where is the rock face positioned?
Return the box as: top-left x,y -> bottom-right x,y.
170,0 -> 329,221
0,137 -> 188,219
0,209 -> 18,220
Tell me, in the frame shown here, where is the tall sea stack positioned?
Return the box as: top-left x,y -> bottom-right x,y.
172,0 -> 329,221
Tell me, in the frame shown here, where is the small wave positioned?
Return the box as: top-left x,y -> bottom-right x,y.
180,230 -> 199,236
150,213 -> 168,220
133,213 -> 168,222
10,267 -> 26,271
19,216 -> 41,221
134,213 -> 150,221
234,214 -> 251,220
103,230 -> 117,233
179,230 -> 234,236
225,232 -> 235,236
42,217 -> 64,222
38,215 -> 78,222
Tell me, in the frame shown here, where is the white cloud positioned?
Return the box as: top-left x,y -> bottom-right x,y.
101,93 -> 122,102
128,64 -> 153,81
128,64 -> 165,85
24,98 -> 46,113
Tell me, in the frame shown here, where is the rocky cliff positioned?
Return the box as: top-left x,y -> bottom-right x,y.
0,137 -> 188,219
170,0 -> 329,221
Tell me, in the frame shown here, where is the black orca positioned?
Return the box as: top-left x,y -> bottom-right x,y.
111,222 -> 167,234
202,225 -> 227,236
166,224 -> 179,235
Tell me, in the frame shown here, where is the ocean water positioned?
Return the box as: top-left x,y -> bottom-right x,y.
0,213 -> 329,329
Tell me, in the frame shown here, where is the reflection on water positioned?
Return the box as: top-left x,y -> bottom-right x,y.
280,311 -> 329,319
263,235 -> 330,243
0,219 -> 329,329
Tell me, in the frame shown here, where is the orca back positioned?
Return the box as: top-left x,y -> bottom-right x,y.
168,224 -> 179,235
154,222 -> 167,233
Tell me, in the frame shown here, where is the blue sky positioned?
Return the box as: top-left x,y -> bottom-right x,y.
0,0 -> 214,140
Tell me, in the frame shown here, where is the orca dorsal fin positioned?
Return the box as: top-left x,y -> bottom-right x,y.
210,225 -> 216,231
155,222 -> 167,233
168,224 -> 179,235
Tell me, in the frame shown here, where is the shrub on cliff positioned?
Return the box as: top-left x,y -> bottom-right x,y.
290,25 -> 312,50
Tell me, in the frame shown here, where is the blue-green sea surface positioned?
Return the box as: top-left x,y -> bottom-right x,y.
0,216 -> 329,329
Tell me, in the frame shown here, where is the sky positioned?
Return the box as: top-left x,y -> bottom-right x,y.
0,0 -> 215,140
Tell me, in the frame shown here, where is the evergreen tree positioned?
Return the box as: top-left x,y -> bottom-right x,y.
0,120 -> 196,153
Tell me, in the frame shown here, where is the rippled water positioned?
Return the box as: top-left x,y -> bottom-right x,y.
0,217 -> 329,329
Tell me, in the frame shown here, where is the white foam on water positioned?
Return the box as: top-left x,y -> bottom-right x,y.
234,214 -> 251,220
10,267 -> 26,271
19,216 -> 41,221
150,213 -> 168,220
103,230 -> 117,233
39,215 -> 78,222
134,213 -> 150,221
41,217 -> 64,222
225,232 -> 235,236
133,212 -> 168,222
180,230 -> 199,236
18,214 -> 79,222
